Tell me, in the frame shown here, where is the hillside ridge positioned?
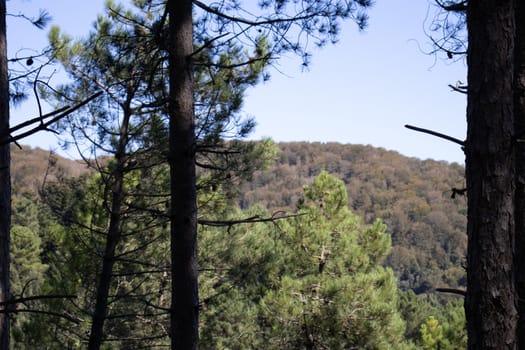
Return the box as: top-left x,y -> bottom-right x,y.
12,142 -> 466,293
237,142 -> 466,293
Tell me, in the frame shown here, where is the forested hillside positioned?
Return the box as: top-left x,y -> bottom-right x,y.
11,147 -> 90,196
237,142 -> 467,293
10,143 -> 467,348
12,142 -> 467,295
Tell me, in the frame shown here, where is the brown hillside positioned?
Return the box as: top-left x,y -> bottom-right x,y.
11,146 -> 90,196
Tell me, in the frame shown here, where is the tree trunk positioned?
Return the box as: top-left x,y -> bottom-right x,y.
514,0 -> 525,347
167,1 -> 198,349
87,107 -> 131,350
465,0 -> 517,348
0,1 -> 10,348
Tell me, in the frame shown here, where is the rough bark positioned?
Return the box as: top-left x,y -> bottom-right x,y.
167,0 -> 198,349
0,1 -> 10,348
465,0 -> 517,348
87,107 -> 131,350
514,0 -> 525,347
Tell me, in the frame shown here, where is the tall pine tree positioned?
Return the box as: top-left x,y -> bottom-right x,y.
164,1 -> 373,347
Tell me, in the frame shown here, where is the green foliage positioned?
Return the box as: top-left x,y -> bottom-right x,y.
9,195 -> 54,348
10,225 -> 47,295
199,172 -> 409,349
398,290 -> 466,349
419,307 -> 466,350
5,0 -> 469,348
24,168 -> 172,348
199,204 -> 281,349
260,172 -> 406,349
238,142 -> 467,293
421,316 -> 443,350
9,142 -> 468,348
8,143 -> 466,349
439,300 -> 467,349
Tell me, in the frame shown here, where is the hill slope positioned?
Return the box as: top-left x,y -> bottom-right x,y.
11,146 -> 90,196
237,142 -> 467,293
11,143 -> 467,293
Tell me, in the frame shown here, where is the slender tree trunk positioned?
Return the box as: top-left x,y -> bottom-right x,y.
167,1 -> 198,349
0,1 -> 10,348
465,0 -> 517,348
87,108 -> 130,350
514,0 -> 525,347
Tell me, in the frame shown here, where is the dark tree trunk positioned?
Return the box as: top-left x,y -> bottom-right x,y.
514,0 -> 525,347
167,0 -> 198,349
0,1 -> 10,348
465,0 -> 517,348
87,108 -> 131,350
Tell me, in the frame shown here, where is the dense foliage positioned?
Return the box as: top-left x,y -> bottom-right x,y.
1,0 -> 472,347
237,142 -> 467,294
8,144 -> 466,348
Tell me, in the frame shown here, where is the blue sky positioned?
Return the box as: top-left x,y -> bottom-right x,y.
7,0 -> 467,164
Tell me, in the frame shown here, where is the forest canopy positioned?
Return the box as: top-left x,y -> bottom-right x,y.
0,0 -> 472,348
9,143 -> 466,349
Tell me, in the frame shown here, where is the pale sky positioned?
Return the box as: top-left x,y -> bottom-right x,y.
7,0 -> 467,164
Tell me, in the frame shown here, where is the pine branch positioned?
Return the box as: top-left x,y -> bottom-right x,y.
0,294 -> 80,323
0,308 -> 82,324
7,10 -> 52,29
8,106 -> 69,134
193,0 -> 320,27
0,294 -> 76,306
194,54 -> 272,69
1,91 -> 103,145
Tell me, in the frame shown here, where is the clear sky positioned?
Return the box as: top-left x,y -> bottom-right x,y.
7,0 -> 467,164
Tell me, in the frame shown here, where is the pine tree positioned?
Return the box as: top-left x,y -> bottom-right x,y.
198,172 -> 409,349
465,1 -> 517,348
46,9 -> 172,347
42,2 -> 273,347
427,2 -> 525,347
164,1 -> 373,346
260,172 -> 406,349
0,2 -> 10,348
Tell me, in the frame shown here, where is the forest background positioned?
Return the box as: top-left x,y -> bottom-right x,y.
3,0 -> 470,349
11,142 -> 467,348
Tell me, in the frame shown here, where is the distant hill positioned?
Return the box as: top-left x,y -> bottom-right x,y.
11,146 -> 90,196
11,142 -> 467,294
237,142 -> 467,293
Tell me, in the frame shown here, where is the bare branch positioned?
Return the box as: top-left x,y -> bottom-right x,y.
448,83 -> 467,94
0,308 -> 82,324
435,0 -> 467,12
0,294 -> 76,306
198,211 -> 302,227
0,294 -> 80,324
1,91 -> 103,145
451,187 -> 467,199
404,124 -> 465,146
9,106 -> 69,134
435,287 -> 466,296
